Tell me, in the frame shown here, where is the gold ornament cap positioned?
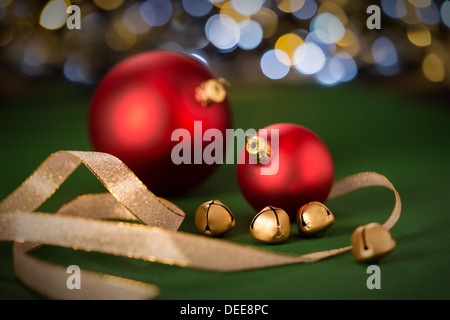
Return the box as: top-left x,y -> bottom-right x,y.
296,201 -> 335,237
195,78 -> 229,107
246,134 -> 271,164
250,206 -> 291,244
351,222 -> 396,263
195,200 -> 235,236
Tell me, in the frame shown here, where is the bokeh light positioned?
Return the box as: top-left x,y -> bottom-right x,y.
122,2 -> 151,34
252,7 -> 278,38
220,1 -> 249,23
141,0 -> 173,27
334,52 -> 358,82
336,28 -> 361,57
305,31 -> 336,56
105,17 -> 137,51
238,20 -> 263,50
292,0 -> 317,20
94,0 -> 123,11
441,1 -> 450,28
261,49 -> 290,80
409,0 -> 432,8
294,42 -> 326,75
39,0 -> 69,30
310,13 -> 345,44
381,0 -> 407,19
182,0 -> 213,18
0,0 -> 448,89
415,0 -> 440,25
275,33 -> 304,66
230,0 -> 264,15
372,37 -> 398,67
64,56 -> 96,85
407,24 -> 431,47
205,14 -> 240,51
422,53 -> 445,82
277,0 -> 306,13
317,1 -> 348,25
314,55 -> 345,86
22,37 -> 49,75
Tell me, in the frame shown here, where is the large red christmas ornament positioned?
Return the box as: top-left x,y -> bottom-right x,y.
88,50 -> 232,196
237,123 -> 334,221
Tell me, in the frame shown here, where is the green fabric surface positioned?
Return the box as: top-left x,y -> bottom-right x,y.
0,80 -> 449,299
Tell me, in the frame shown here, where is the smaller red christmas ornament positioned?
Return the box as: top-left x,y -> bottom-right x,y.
237,123 -> 334,221
88,50 -> 232,196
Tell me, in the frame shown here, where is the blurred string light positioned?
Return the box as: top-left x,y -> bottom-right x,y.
442,0 -> 450,27
230,0 -> 264,15
422,52 -> 445,82
122,2 -> 151,34
310,12 -> 345,44
63,55 -> 95,85
407,24 -> 431,46
0,0 -> 448,88
335,52 -> 358,82
378,0 -> 447,82
277,0 -> 306,13
39,0 -> 70,30
415,0 -> 440,24
275,33 -> 304,66
292,0 -> 317,20
182,0 -> 213,17
252,7 -> 278,38
314,55 -> 345,86
93,0 -> 123,11
22,37 -> 49,75
238,19 -> 263,50
381,0 -> 407,19
260,49 -> 290,79
371,36 -> 400,76
205,14 -> 240,51
105,16 -> 137,51
336,28 -> 360,57
293,42 -> 326,75
140,0 -> 173,27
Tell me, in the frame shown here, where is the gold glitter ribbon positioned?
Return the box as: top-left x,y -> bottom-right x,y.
0,151 -> 401,299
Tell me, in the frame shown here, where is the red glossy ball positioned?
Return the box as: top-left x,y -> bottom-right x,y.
237,123 -> 334,221
88,50 -> 232,196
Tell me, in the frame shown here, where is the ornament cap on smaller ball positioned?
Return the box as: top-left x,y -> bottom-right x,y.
296,201 -> 335,237
237,123 -> 335,221
351,222 -> 396,263
195,200 -> 235,237
250,206 -> 291,244
246,134 -> 271,164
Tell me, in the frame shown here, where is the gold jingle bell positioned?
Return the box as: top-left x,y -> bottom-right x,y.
250,206 -> 291,244
296,201 -> 335,237
351,222 -> 396,263
195,200 -> 235,237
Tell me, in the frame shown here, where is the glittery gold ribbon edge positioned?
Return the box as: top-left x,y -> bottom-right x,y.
0,151 -> 401,299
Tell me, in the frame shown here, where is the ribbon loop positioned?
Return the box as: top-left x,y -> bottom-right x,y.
0,150 -> 185,230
